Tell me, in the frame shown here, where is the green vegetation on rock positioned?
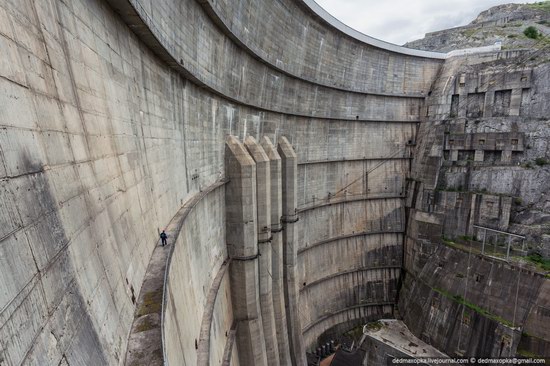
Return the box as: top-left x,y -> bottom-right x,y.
524,26 -> 541,39
462,29 -> 478,38
526,253 -> 550,271
535,157 -> 549,166
517,348 -> 542,358
345,324 -> 366,339
365,321 -> 383,332
432,287 -> 515,327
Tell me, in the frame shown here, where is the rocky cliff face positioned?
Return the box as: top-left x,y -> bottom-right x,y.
400,3 -> 550,359
404,2 -> 550,52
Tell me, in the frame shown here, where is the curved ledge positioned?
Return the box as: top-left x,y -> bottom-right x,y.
197,258 -> 231,366
298,230 -> 404,255
300,266 -> 401,292
221,322 -> 237,365
124,180 -> 227,366
196,0 -> 435,97
298,156 -> 412,166
298,0 -> 446,59
301,302 -> 394,333
105,0 -> 428,122
160,180 -> 228,363
297,193 -> 404,213
298,119 -> 420,124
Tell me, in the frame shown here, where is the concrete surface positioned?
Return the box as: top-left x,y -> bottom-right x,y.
0,0 -> 548,364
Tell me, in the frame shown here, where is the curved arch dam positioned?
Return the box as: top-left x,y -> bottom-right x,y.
1,0 -> 549,365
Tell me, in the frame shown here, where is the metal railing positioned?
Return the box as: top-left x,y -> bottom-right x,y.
473,224 -> 526,260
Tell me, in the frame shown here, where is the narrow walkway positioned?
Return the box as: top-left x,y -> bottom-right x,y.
124,181 -> 227,366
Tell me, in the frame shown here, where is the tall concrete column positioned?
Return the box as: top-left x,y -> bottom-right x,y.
278,137 -> 307,366
244,136 -> 280,366
225,136 -> 268,366
260,136 -> 293,365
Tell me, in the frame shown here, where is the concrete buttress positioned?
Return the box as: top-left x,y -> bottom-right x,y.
261,136 -> 293,365
278,136 -> 308,366
225,136 -> 269,366
244,136 -> 280,366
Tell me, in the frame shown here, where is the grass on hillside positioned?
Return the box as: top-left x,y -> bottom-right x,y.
525,253 -> 550,271
524,25 -> 541,39
528,1 -> 550,12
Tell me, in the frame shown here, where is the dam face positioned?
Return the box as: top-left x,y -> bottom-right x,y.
0,0 -> 548,365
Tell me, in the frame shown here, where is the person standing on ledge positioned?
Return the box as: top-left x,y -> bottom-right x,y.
160,230 -> 168,246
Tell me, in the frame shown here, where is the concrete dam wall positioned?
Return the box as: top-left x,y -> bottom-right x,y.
0,0 -> 441,363
1,0 -> 548,365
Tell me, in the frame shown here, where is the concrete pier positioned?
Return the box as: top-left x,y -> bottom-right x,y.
261,136 -> 293,365
225,136 -> 269,366
244,136 -> 280,366
278,136 -> 308,365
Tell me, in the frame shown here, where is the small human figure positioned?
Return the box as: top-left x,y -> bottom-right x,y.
160,230 -> 168,246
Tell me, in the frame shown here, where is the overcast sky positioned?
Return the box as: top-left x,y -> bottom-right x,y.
315,0 -> 540,45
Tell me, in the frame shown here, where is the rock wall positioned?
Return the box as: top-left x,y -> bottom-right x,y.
404,3 -> 550,52
400,239 -> 544,357
402,44 -> 550,358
